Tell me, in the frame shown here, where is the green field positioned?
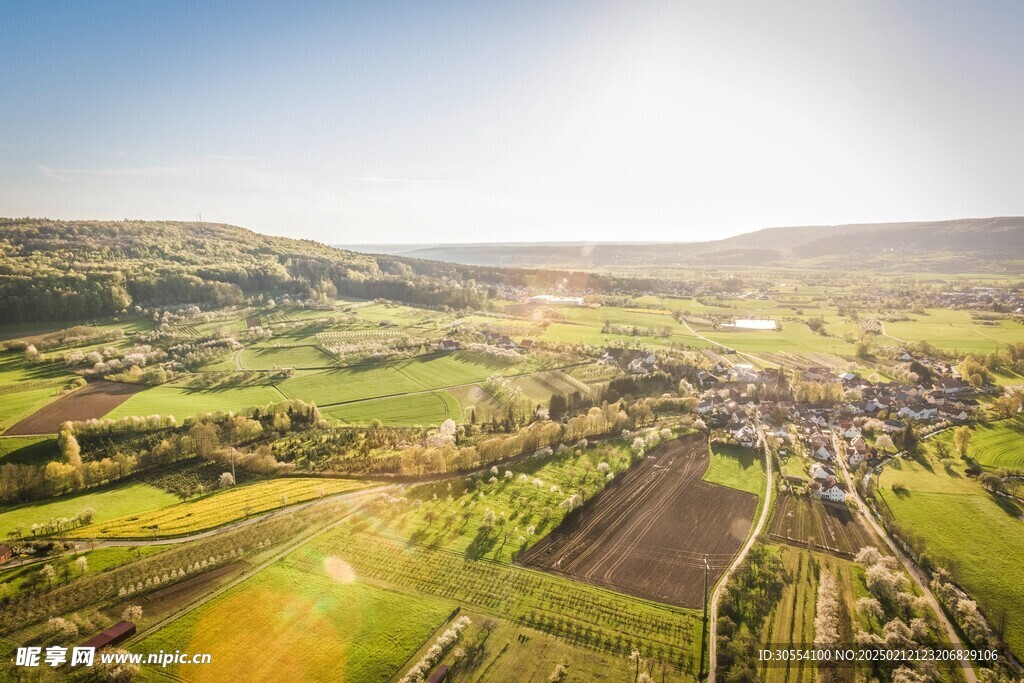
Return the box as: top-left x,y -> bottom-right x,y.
762,544 -> 875,683
704,441 -> 766,498
883,309 -> 1023,354
0,436 -> 58,465
0,480 -> 178,540
278,365 -> 423,405
239,344 -> 336,370
324,391 -> 461,426
367,440 -> 635,563
134,561 -> 455,683
69,478 -> 373,538
951,419 -> 1024,470
0,546 -> 167,599
0,384 -> 75,432
877,453 -> 1024,655
289,523 -> 701,674
279,352 -> 528,408
105,383 -> 286,420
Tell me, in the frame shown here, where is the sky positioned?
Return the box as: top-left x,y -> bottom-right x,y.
2,0 -> 1024,244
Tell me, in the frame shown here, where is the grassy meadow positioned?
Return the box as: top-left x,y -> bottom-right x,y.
133,561 -> 456,683
876,450 -> 1024,655
0,480 -> 178,539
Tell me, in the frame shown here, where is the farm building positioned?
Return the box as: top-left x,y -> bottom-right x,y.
810,478 -> 847,503
437,339 -> 461,351
80,621 -> 136,650
0,545 -> 12,564
426,664 -> 450,683
525,294 -> 584,306
724,319 -> 777,330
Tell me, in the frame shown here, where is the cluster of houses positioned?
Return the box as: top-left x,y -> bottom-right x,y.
807,463 -> 848,503
600,347 -> 659,375
696,354 -> 989,506
933,287 -> 1024,313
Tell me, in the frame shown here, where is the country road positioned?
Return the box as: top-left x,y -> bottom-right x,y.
831,431 -> 977,683
706,420 -> 773,682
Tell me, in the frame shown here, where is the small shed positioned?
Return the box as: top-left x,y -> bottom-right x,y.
80,621 -> 136,650
426,664 -> 450,683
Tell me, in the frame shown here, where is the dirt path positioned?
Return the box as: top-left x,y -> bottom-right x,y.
305,361 -> 592,409
707,420 -> 773,682
679,319 -> 780,369
832,431 -> 976,683
878,321 -> 909,344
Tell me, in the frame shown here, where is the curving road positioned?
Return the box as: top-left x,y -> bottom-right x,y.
706,421 -> 773,682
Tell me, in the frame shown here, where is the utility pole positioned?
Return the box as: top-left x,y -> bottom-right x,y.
699,554 -> 710,679
703,554 -> 710,626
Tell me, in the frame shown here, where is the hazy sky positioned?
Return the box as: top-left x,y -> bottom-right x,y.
3,1 -> 1023,244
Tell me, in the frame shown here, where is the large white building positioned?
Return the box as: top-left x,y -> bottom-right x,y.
526,294 -> 584,306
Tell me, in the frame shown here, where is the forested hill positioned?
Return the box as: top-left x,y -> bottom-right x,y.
348,216 -> 1024,272
0,218 -> 702,323
0,218 -> 491,322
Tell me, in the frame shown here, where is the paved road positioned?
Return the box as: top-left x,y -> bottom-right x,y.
707,421 -> 773,682
831,431 -> 977,683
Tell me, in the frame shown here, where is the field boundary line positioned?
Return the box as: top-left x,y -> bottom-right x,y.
123,485 -> 403,648
314,362 -> 591,410
707,420 -> 773,682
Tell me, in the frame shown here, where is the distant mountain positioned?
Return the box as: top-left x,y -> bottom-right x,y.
344,217 -> 1024,272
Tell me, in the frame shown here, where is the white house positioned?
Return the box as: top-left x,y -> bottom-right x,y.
812,478 -> 847,503
810,463 -> 836,480
899,406 -> 937,421
731,425 -> 757,448
814,445 -> 834,461
847,449 -> 865,468
842,425 -> 862,440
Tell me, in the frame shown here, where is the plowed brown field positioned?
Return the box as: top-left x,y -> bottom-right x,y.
5,381 -> 149,435
520,434 -> 757,608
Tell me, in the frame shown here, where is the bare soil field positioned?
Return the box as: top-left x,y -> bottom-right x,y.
520,435 -> 757,608
4,381 -> 149,435
768,493 -> 876,557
